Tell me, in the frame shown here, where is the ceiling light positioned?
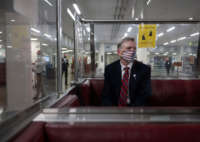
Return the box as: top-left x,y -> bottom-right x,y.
42,43 -> 48,46
190,32 -> 199,37
10,19 -> 16,22
0,31 -> 2,34
86,27 -> 90,32
172,53 -> 176,55
155,53 -> 159,55
73,3 -> 81,15
188,17 -> 193,20
146,0 -> 151,5
0,45 -> 2,48
131,8 -> 135,19
7,46 -> 12,48
67,8 -> 75,21
31,28 -> 40,33
44,33 -> 52,38
107,52 -> 112,55
124,33 -> 128,37
31,38 -> 38,41
177,36 -> 186,41
170,40 -> 176,43
0,40 -> 2,42
135,18 -> 139,21
158,32 -> 164,37
166,26 -> 175,32
44,0 -> 53,7
127,27 -> 132,32
163,42 -> 169,45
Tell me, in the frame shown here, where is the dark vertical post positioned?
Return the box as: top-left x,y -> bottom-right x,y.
90,23 -> 95,77
196,33 -> 200,74
56,0 -> 62,95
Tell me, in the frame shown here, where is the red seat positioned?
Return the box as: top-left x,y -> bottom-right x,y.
45,122 -> 200,142
79,79 -> 200,106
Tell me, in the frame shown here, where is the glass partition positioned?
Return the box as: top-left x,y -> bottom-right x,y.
0,0 -> 58,120
77,23 -> 200,79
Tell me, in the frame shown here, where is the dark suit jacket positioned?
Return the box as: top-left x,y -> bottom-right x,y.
102,60 -> 152,106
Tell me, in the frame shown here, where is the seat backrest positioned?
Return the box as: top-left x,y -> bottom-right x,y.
79,79 -> 200,106
45,122 -> 200,142
10,122 -> 45,142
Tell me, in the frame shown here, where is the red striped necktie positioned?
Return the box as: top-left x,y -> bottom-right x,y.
119,67 -> 129,106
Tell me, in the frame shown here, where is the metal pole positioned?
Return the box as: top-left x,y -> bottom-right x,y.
73,21 -> 78,81
81,19 -> 200,24
90,23 -> 95,77
56,0 -> 62,95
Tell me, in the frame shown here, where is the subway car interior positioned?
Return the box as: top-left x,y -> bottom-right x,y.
0,0 -> 200,141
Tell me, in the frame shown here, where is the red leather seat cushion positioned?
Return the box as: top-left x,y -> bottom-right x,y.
10,122 -> 45,142
45,123 -> 200,142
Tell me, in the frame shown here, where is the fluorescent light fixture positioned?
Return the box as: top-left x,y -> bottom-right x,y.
172,53 -> 176,55
107,52 -> 112,55
7,46 -> 12,48
170,40 -> 176,43
54,38 -> 57,41
42,43 -> 48,46
163,42 -> 169,45
124,33 -> 128,37
73,3 -> 81,15
31,38 -> 38,41
131,8 -> 135,18
140,11 -> 143,19
127,27 -> 132,32
190,32 -> 199,37
44,33 -> 51,38
189,53 -> 193,56
146,0 -> 151,5
135,18 -> 139,21
164,52 -> 168,55
158,32 -> 164,37
0,31 -> 2,34
188,17 -> 193,20
62,48 -> 67,50
166,26 -> 175,32
62,50 -> 73,53
10,19 -> 15,22
0,40 -> 2,42
67,8 -> 75,21
44,0 -> 53,7
31,28 -> 40,33
86,27 -> 90,32
177,36 -> 186,41
155,53 -> 159,55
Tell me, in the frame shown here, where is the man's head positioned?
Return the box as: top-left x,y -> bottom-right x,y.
117,37 -> 136,64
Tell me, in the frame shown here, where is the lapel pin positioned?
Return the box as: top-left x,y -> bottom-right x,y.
133,74 -> 136,79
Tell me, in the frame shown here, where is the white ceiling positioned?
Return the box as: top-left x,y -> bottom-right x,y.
62,0 -> 200,43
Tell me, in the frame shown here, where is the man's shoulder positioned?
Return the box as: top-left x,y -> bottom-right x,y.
134,60 -> 151,70
105,60 -> 120,70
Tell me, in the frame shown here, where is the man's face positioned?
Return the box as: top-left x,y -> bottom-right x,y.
117,40 -> 136,57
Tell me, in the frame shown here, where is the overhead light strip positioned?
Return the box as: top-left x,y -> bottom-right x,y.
67,8 -> 75,21
73,3 -> 81,15
44,0 -> 53,7
190,32 -> 199,37
166,26 -> 175,32
31,28 -> 41,33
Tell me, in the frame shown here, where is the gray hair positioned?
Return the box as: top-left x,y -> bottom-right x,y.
117,37 -> 135,49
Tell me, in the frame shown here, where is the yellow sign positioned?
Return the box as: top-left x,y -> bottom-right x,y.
138,24 -> 157,48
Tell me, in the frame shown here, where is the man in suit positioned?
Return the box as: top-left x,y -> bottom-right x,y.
102,37 -> 152,106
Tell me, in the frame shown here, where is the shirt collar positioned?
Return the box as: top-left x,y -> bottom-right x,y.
120,61 -> 133,70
